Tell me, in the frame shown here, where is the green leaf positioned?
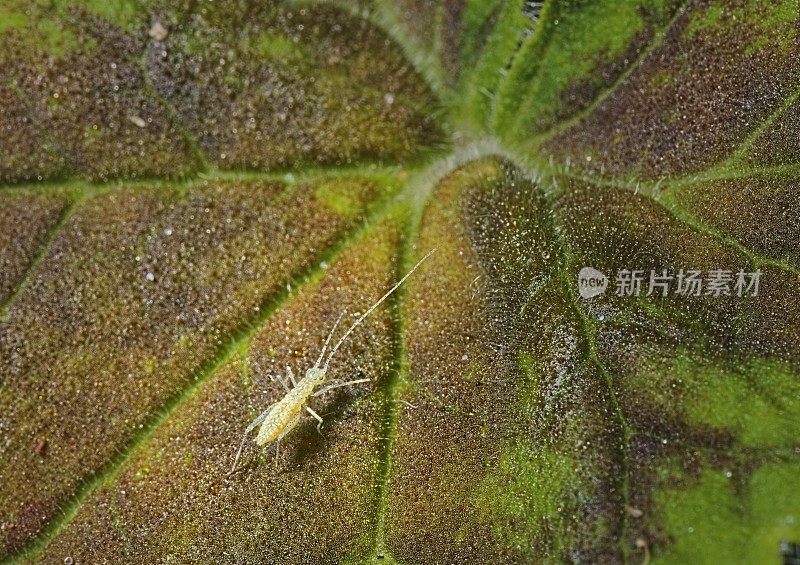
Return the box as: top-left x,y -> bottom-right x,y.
1,1 -> 799,563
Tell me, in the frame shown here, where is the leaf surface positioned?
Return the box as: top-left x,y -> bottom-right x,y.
1,1 -> 799,563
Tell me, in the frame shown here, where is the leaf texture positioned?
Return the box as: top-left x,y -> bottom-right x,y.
1,0 -> 799,563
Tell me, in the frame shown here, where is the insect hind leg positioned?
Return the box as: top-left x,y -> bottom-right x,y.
228,404 -> 276,476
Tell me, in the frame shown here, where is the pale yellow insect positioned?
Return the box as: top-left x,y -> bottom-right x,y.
228,248 -> 436,475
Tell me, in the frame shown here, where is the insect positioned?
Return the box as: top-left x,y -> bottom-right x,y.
228,248 -> 436,475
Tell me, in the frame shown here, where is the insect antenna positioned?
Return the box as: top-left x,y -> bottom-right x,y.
314,310 -> 345,368
324,247 -> 437,370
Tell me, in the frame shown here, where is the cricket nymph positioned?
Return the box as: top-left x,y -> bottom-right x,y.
254,367 -> 327,446
228,248 -> 436,475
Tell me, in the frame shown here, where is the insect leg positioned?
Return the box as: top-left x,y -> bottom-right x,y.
228,404 -> 276,475
305,406 -> 324,432
270,374 -> 290,393
286,365 -> 297,387
312,378 -> 371,397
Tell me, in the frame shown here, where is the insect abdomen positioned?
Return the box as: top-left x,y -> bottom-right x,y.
255,404 -> 296,445
254,384 -> 313,445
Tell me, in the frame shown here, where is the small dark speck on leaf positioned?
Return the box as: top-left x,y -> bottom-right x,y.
34,438 -> 47,456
